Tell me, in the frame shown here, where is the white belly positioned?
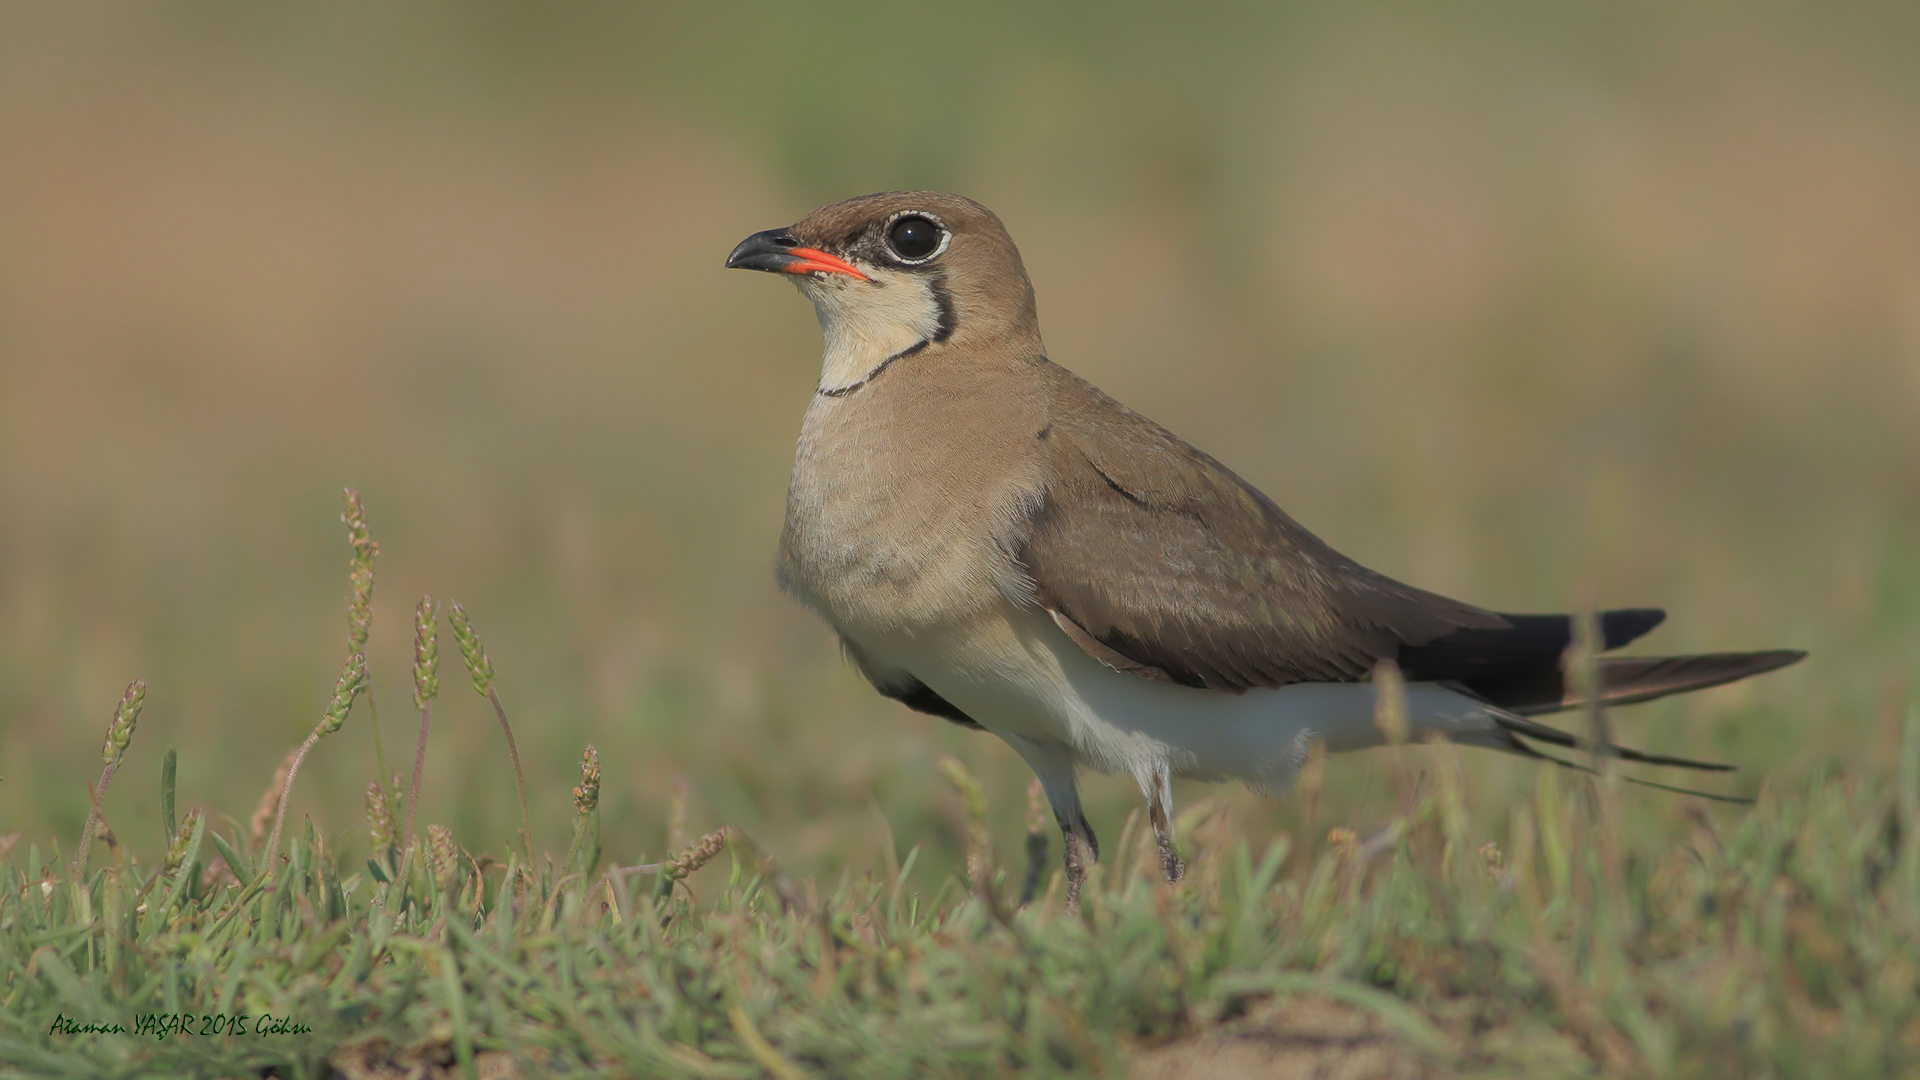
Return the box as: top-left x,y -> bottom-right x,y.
852,600 -> 1504,795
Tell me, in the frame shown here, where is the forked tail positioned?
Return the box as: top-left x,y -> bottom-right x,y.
1400,607 -> 1806,802
1494,649 -> 1806,717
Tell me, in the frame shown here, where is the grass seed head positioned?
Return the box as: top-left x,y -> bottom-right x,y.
668,828 -> 728,881
319,653 -> 369,738
164,808 -> 203,875
937,757 -> 989,823
573,745 -> 600,816
1328,826 -> 1360,855
427,824 -> 457,891
446,603 -> 495,697
1372,659 -> 1410,745
413,595 -> 439,712
342,489 -> 379,657
1479,840 -> 1506,882
367,781 -> 395,854
102,679 -> 146,764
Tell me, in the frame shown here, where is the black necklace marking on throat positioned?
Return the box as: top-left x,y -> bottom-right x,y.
817,338 -> 928,398
816,269 -> 955,399
927,272 -> 957,343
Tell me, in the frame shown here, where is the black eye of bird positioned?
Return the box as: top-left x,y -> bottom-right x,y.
887,215 -> 944,261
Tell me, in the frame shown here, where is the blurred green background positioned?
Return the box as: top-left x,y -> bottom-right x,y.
2,1 -> 1916,882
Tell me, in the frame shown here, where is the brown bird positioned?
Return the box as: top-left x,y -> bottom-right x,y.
726,191 -> 1804,904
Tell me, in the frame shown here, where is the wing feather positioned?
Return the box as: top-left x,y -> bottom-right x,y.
1017,364 -> 1506,691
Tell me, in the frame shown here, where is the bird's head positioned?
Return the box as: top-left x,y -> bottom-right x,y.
726,192 -> 1041,387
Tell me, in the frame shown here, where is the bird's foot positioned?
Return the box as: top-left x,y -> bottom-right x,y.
1157,834 -> 1186,884
1063,829 -> 1090,912
1146,767 -> 1185,884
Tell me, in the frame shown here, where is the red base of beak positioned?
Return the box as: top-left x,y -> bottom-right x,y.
783,247 -> 868,280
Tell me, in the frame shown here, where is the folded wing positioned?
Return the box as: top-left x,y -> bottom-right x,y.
1019,362 -> 1803,726
1019,363 -> 1508,692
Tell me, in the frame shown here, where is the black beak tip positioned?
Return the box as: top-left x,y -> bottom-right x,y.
726,227 -> 800,272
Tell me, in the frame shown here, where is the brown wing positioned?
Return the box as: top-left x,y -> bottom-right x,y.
1016,362 -> 1509,691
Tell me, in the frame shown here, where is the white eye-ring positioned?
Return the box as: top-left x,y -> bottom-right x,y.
883,210 -> 951,264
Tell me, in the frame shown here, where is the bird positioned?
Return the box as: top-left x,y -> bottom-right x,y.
725,190 -> 1805,904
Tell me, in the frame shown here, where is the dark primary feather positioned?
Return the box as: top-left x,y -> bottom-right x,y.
1397,608 -> 1667,681
1465,649 -> 1806,716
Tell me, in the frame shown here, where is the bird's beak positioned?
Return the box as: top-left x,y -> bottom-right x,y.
725,228 -> 868,280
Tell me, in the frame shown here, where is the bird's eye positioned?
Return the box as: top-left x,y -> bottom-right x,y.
886,215 -> 946,262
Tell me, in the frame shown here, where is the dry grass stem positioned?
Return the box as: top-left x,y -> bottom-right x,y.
72,679 -> 145,882
1021,777 -> 1050,906
937,756 -> 994,895
262,652 -> 367,879
1565,605 -> 1613,769
447,602 -> 534,867
1297,737 -> 1328,850
1371,660 -> 1423,817
250,746 -> 298,849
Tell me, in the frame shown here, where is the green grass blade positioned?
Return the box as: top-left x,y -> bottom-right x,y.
207,830 -> 252,889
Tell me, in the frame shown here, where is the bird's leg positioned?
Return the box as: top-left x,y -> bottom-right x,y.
1062,827 -> 1088,910
1002,735 -> 1094,910
1142,762 -> 1185,884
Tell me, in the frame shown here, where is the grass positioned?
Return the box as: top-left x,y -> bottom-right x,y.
2,9 -> 1918,1074
2,496 -> 1917,1079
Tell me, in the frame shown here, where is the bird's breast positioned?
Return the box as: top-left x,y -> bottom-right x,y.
778,367 -> 1047,637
